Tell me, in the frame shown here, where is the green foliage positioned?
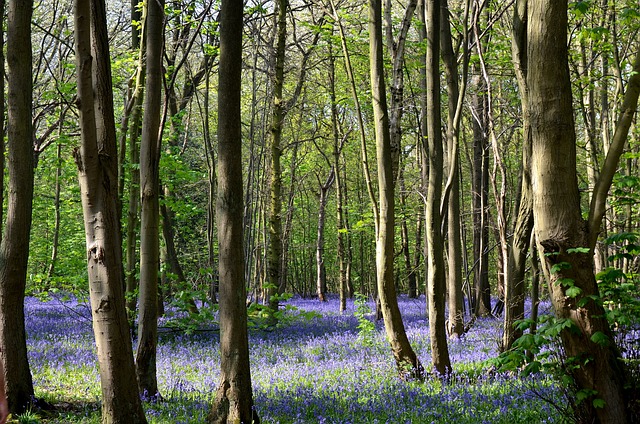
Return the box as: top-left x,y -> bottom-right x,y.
354,293 -> 376,347
17,409 -> 42,424
247,294 -> 321,331
490,314 -> 603,420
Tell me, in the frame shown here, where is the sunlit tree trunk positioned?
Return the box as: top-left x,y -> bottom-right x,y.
0,0 -> 35,413
136,0 -> 164,398
528,2 -> 634,421
208,0 -> 258,420
370,0 -> 424,380
125,7 -> 146,321
440,0 -> 468,338
74,0 -> 147,421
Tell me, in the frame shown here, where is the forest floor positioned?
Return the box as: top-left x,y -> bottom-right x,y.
22,294 -> 564,423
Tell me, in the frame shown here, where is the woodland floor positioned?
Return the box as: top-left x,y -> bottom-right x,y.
22,294 -> 566,423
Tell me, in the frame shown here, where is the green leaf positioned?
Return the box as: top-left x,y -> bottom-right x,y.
550,262 -> 571,274
566,286 -> 583,298
593,398 -> 606,409
523,361 -> 541,376
590,331 -> 609,347
567,247 -> 590,254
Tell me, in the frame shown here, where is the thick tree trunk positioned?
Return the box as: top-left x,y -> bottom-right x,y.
136,0 -> 164,398
0,0 -> 35,413
370,0 -> 424,380
0,0 -> 5,240
528,2 -> 630,422
208,0 -> 257,421
74,1 -> 147,422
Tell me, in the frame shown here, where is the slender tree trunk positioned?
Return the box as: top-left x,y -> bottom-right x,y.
370,0 -> 424,380
440,0 -> 468,338
328,43 -> 349,312
528,2 -> 631,421
208,0 -> 257,420
266,0 -> 287,312
424,0 -> 452,377
47,141 -> 63,280
470,70 -> 491,317
399,170 -> 417,299
125,14 -> 146,321
136,0 -> 164,398
160,187 -> 199,314
502,0 -> 534,352
316,170 -> 335,302
204,64 -> 218,304
384,0 -> 417,181
74,0 -> 147,421
0,0 -> 35,413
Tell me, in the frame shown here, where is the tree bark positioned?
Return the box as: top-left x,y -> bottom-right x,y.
502,0 -> 534,352
424,0 -> 452,376
316,170 -> 335,302
0,0 -> 35,413
208,0 -> 257,421
370,0 -> 424,380
528,2 -> 630,421
328,42 -> 349,312
265,0 -> 287,312
440,0 -> 468,338
470,70 -> 491,317
0,0 -> 5,240
125,12 -> 146,321
136,0 -> 164,398
74,0 -> 147,421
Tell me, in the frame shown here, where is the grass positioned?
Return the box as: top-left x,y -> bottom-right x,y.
23,294 -> 563,423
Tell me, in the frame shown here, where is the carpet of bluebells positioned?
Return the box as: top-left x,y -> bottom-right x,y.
24,294 -> 563,423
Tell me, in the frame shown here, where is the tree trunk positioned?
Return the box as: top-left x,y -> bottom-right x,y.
0,0 -> 35,413
74,1 -> 147,421
266,0 -> 287,312
502,0 -> 534,352
160,187 -> 199,314
370,0 -> 424,380
424,0 -> 452,377
47,141 -> 63,280
440,0 -> 468,338
328,43 -> 349,312
125,19 -> 146,322
470,70 -> 491,317
136,0 -> 164,398
316,170 -> 335,302
528,2 -> 630,421
384,0 -> 417,182
208,0 -> 257,420
0,0 -> 5,241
